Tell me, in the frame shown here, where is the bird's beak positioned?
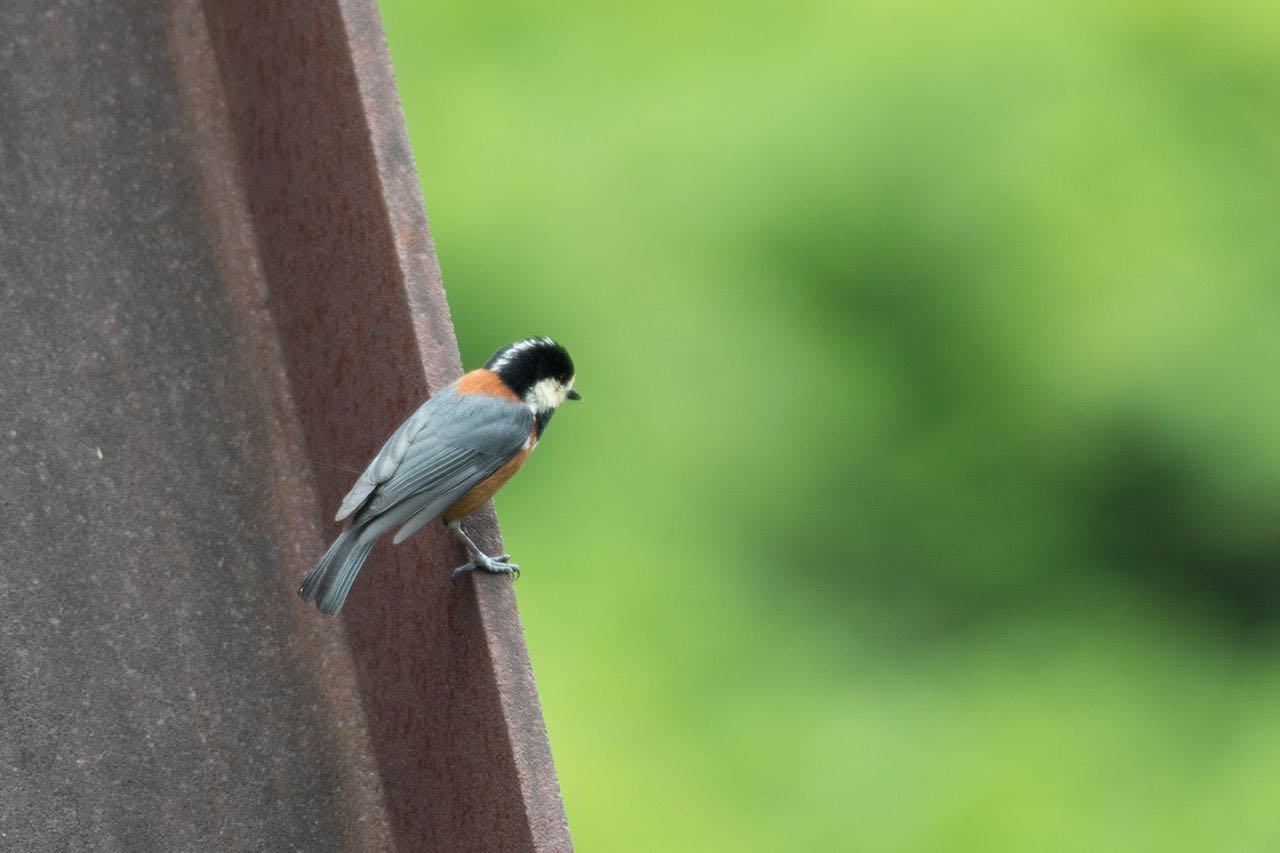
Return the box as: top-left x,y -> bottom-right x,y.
566,388 -> 582,401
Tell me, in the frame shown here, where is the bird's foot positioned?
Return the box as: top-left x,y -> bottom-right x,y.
452,552 -> 520,580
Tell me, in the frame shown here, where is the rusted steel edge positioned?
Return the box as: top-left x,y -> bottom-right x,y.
191,0 -> 571,848
168,4 -> 396,849
336,3 -> 572,847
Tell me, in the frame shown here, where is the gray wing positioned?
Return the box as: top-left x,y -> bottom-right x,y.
335,398 -> 435,521
334,384 -> 533,540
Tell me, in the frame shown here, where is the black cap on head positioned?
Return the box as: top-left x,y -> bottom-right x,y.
485,337 -> 575,398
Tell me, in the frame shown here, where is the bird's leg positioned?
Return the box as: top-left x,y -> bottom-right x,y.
447,518 -> 520,580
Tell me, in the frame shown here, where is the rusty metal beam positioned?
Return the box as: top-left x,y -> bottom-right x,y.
191,0 -> 572,848
2,0 -> 570,848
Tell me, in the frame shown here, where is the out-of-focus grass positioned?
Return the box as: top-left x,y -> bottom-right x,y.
378,0 -> 1280,849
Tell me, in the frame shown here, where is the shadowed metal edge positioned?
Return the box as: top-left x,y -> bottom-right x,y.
190,0 -> 572,847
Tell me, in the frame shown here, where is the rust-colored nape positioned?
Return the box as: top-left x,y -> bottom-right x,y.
455,368 -> 521,401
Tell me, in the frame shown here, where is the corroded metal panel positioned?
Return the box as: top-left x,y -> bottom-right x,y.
1,0 -> 569,848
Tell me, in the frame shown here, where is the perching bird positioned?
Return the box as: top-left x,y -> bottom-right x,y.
299,336 -> 581,615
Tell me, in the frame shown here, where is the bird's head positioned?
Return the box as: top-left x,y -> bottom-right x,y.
486,337 -> 582,420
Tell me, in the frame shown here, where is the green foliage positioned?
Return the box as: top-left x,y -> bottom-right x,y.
379,0 -> 1280,848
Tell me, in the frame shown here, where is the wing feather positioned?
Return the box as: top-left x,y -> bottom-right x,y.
335,405 -> 433,521
334,385 -> 534,533
364,444 -> 477,516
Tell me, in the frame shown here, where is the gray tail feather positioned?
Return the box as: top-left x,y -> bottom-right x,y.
298,529 -> 376,616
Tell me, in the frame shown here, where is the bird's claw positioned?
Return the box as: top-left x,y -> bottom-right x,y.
452,554 -> 520,581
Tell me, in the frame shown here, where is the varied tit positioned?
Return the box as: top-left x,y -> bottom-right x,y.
299,336 -> 581,615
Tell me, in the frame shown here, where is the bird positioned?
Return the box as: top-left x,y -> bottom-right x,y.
298,336 -> 581,615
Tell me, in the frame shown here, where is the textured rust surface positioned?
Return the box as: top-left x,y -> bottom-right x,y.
1,1 -> 390,849
2,0 -> 568,849
196,0 -> 570,850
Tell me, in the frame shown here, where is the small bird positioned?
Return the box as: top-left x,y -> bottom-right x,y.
299,336 -> 581,615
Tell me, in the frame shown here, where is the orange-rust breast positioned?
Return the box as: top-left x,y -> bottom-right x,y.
455,368 -> 520,401
443,428 -> 537,521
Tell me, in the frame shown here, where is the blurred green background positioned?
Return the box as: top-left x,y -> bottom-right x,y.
378,1 -> 1280,849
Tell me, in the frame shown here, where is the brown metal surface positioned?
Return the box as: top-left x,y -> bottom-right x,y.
2,0 -> 569,849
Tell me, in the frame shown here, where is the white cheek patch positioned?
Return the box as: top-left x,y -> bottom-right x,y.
524,377 -> 567,412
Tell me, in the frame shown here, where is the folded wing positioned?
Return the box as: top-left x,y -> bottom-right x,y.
332,385 -> 534,542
